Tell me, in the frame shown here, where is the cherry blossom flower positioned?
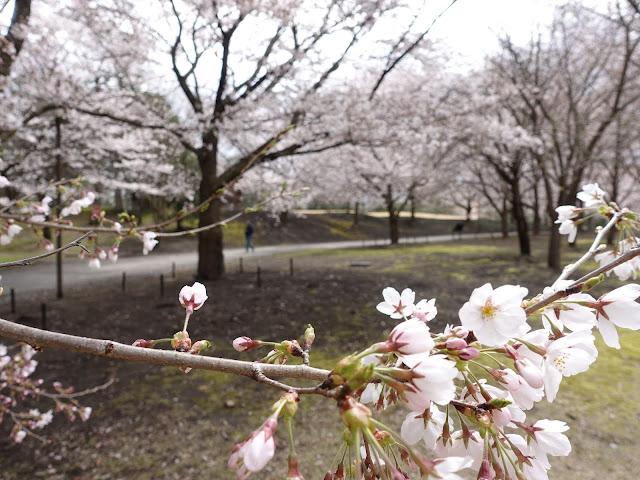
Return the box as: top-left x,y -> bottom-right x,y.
87,258 -> 101,270
375,318 -> 434,355
412,298 -> 437,322
494,368 -> 544,410
528,419 -> 571,468
400,354 -> 458,412
401,404 -> 446,449
542,286 -> 596,333
576,183 -> 606,207
434,430 -> 484,470
228,418 -> 277,479
179,282 -> 208,314
107,246 -> 119,262
588,284 -> 640,348
557,219 -> 577,243
541,330 -> 598,402
142,231 -> 158,255
429,456 -> 473,480
555,205 -> 579,222
458,283 -> 529,346
0,175 -> 10,187
376,287 -> 415,319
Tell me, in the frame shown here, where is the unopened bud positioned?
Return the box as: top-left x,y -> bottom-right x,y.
459,347 -> 480,360
282,391 -> 299,417
582,274 -> 604,291
303,324 -> 315,349
286,453 -> 305,480
340,396 -> 373,432
514,357 -> 544,389
445,337 -> 468,350
132,339 -> 153,348
233,336 -> 260,352
189,340 -> 211,355
486,397 -> 512,409
452,326 -> 469,338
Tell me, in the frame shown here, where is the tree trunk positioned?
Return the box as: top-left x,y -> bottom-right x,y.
389,211 -> 399,244
196,138 -> 224,281
501,195 -> 509,238
385,184 -> 399,244
279,210 -> 289,227
352,201 -> 359,226
532,181 -> 541,236
114,189 -> 124,211
511,184 -> 531,255
409,194 -> 416,227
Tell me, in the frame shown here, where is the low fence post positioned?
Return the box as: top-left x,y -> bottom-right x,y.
41,303 -> 47,330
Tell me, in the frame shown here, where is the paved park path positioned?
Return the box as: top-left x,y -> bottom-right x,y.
0,232 -> 499,296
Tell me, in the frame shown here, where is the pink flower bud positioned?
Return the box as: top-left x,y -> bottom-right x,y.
514,357 -> 544,389
132,339 -> 153,348
179,282 -> 208,314
233,336 -> 260,352
452,326 -> 469,338
445,337 -> 468,350
376,319 -> 434,355
459,347 -> 480,360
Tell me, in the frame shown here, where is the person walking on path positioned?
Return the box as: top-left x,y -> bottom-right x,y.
245,220 -> 255,252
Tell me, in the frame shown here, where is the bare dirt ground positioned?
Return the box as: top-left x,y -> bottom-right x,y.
1,233 -> 638,480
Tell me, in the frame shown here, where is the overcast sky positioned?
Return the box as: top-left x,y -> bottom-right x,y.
424,0 -> 559,67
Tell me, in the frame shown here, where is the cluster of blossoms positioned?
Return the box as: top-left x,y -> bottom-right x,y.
0,343 -> 92,443
219,183 -> 640,479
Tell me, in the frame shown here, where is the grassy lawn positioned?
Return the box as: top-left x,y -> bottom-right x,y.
1,234 -> 638,479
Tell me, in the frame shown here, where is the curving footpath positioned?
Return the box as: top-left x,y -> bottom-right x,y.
0,232 -> 499,296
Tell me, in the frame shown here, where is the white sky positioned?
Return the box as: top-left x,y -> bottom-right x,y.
425,0 -> 560,68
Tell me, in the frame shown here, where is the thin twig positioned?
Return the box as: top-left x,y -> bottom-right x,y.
250,364 -> 337,398
37,377 -> 115,399
0,231 -> 92,269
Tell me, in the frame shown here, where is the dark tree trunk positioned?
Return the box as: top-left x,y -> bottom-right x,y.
385,184 -> 399,244
389,211 -> 399,244
409,194 -> 416,227
114,189 -> 124,211
511,183 -> 531,255
352,201 -> 359,226
279,210 -> 289,227
501,195 -> 509,238
196,138 -> 224,281
532,181 -> 541,236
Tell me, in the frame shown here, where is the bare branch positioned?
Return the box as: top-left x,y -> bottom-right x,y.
369,0 -> 459,99
0,319 -> 330,383
0,231 -> 92,269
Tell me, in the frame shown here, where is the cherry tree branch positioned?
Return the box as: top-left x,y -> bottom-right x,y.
0,319 -> 330,385
0,232 -> 92,269
525,245 -> 640,316
551,209 -> 625,288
